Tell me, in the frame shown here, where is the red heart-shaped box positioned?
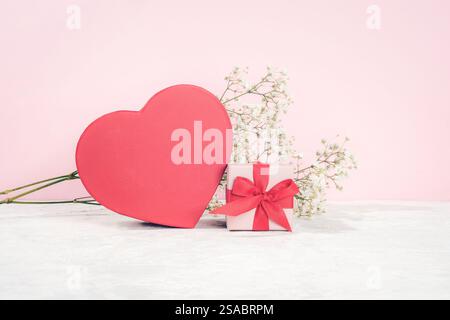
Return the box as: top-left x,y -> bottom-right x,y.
76,85 -> 232,228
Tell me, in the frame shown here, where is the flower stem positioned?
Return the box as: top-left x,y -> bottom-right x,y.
0,174 -> 74,195
0,171 -> 84,205
9,199 -> 100,205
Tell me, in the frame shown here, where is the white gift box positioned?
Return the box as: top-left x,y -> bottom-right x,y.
225,164 -> 295,231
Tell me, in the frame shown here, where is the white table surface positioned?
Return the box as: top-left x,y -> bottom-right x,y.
1,201 -> 449,299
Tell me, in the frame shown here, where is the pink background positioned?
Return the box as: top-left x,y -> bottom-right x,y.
1,0 -> 449,201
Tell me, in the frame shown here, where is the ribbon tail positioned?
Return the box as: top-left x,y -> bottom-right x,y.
252,204 -> 270,231
261,201 -> 292,232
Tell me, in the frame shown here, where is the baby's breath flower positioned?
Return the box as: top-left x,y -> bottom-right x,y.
208,67 -> 356,216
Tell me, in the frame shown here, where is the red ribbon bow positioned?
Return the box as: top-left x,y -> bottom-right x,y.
212,163 -> 299,231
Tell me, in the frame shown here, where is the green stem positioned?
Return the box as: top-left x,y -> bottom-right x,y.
0,171 -> 80,204
10,200 -> 100,205
0,174 -> 73,195
221,77 -> 267,105
219,79 -> 231,102
222,89 -> 253,104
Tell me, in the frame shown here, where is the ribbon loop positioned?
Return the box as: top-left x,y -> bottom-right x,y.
230,177 -> 259,197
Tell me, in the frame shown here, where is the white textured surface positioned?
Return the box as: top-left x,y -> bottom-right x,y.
1,202 -> 449,299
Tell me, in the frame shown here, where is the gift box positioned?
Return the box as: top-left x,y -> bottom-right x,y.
212,163 -> 299,231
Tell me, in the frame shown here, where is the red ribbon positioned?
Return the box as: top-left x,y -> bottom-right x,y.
212,163 -> 299,231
